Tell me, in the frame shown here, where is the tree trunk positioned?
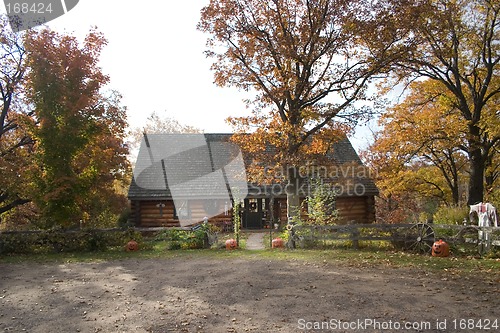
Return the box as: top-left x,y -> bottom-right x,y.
286,166 -> 301,222
269,196 -> 275,248
286,166 -> 301,248
467,126 -> 485,205
450,169 -> 460,205
451,185 -> 460,206
484,153 -> 497,195
467,152 -> 485,205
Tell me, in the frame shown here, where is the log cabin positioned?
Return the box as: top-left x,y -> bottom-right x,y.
127,133 -> 378,229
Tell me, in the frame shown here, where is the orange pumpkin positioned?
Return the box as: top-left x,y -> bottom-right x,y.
431,239 -> 450,257
272,237 -> 284,248
225,238 -> 238,250
126,240 -> 139,252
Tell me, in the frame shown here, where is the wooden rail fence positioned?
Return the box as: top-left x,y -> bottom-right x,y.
289,223 -> 500,255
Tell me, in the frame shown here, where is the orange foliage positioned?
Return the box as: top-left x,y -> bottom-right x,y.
199,0 -> 387,179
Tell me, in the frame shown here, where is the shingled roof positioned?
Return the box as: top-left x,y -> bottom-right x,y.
128,133 -> 378,200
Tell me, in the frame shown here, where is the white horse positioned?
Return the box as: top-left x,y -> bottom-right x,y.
469,202 -> 498,254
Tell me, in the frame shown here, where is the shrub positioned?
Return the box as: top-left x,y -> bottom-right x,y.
154,226 -> 209,250
0,232 -> 41,254
117,208 -> 132,228
0,228 -> 143,254
435,206 -> 466,225
433,206 -> 469,225
303,179 -> 339,225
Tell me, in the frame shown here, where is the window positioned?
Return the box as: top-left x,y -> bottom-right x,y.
247,198 -> 258,212
156,202 -> 167,218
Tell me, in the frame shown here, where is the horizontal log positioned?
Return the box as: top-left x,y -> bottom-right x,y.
209,218 -> 232,223
299,234 -> 500,245
140,207 -> 175,212
140,202 -> 174,207
302,235 -> 396,242
294,224 -> 500,233
338,202 -> 366,206
140,216 -> 169,220
336,204 -> 366,208
339,215 -> 369,219
140,210 -> 174,215
139,221 -> 180,227
140,219 -> 168,224
140,221 -> 171,226
336,202 -> 366,207
139,211 -> 174,216
341,212 -> 368,217
140,216 -> 175,220
337,207 -> 367,214
337,207 -> 367,212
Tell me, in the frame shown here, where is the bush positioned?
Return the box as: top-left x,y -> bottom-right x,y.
0,228 -> 143,254
303,179 -> 339,225
433,206 -> 469,225
0,232 -> 41,254
154,226 -> 210,250
117,208 -> 133,228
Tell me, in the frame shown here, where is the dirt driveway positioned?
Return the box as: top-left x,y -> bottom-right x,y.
0,253 -> 499,332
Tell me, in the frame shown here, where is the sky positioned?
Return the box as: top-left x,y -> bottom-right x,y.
1,0 -> 378,151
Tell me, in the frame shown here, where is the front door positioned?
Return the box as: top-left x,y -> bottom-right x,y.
243,198 -> 264,229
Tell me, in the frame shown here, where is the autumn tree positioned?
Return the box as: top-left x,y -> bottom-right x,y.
0,17 -> 33,216
366,0 -> 500,205
129,111 -> 200,152
198,0 -> 389,219
481,91 -> 500,191
26,28 -> 129,228
72,90 -> 130,228
372,80 -> 470,205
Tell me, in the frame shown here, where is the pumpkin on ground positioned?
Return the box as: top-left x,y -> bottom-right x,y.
225,238 -> 237,250
431,239 -> 450,257
272,237 -> 284,248
126,240 -> 139,252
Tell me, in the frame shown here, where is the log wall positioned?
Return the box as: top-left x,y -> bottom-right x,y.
271,196 -> 376,225
137,201 -> 179,227
131,195 -> 376,228
133,200 -> 233,228
336,196 -> 376,224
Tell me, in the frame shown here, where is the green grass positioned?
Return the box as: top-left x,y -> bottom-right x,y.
1,231 -> 498,277
1,241 -> 499,279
